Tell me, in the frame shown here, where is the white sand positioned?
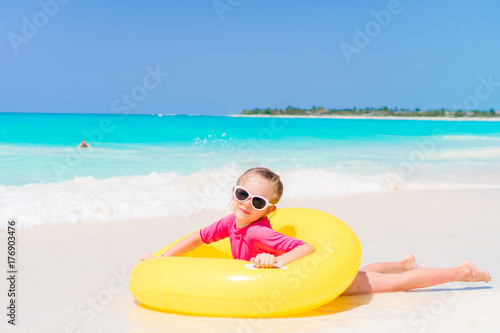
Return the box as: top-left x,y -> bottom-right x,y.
229,114 -> 500,121
1,188 -> 499,333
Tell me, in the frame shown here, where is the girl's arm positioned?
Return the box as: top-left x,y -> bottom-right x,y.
277,243 -> 315,266
141,232 -> 203,261
160,232 -> 203,257
251,243 -> 316,268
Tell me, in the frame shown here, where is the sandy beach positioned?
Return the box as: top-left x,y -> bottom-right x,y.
1,188 -> 498,333
229,114 -> 500,121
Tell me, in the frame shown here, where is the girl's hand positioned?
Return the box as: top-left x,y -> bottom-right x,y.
251,253 -> 277,268
140,252 -> 155,261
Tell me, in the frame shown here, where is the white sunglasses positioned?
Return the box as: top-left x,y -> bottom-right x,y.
233,186 -> 274,211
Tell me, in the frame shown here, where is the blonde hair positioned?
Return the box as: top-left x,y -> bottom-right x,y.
237,167 -> 283,205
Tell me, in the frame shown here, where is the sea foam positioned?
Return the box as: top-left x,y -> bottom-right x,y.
2,167 -> 498,230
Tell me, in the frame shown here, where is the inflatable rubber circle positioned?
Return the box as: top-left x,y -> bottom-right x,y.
129,208 -> 362,317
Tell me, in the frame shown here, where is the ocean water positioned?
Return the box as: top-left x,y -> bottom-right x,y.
1,113 -> 499,229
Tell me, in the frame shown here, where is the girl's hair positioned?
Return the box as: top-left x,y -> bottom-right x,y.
237,167 -> 284,204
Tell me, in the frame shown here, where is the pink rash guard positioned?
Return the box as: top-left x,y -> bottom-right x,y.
199,213 -> 306,261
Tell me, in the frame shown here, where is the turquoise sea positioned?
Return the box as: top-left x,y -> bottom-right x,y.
1,113 -> 499,228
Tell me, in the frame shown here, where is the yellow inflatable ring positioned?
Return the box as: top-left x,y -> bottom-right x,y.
129,208 -> 361,317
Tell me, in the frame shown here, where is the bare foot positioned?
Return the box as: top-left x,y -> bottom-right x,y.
458,259 -> 491,282
401,253 -> 418,272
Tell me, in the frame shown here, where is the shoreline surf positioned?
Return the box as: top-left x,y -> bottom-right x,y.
2,169 -> 499,230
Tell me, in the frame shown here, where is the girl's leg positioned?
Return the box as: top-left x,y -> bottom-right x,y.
342,259 -> 491,296
361,253 -> 418,274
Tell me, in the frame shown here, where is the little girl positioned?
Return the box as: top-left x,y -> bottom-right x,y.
141,167 -> 491,295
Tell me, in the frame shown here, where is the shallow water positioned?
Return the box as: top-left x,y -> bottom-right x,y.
1,113 -> 499,228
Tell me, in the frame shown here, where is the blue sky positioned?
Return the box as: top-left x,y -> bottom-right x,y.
1,0 -> 500,115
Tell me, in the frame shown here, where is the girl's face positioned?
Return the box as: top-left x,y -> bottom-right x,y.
232,175 -> 276,227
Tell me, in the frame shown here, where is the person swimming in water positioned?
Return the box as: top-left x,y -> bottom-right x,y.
77,140 -> 91,148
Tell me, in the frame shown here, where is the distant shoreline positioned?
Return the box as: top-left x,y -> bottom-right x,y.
229,114 -> 500,121
2,112 -> 500,121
